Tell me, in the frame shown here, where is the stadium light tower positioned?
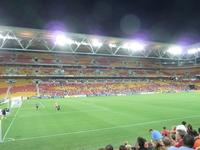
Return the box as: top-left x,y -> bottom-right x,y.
123,41 -> 145,51
167,46 -> 182,55
55,34 -> 73,46
109,43 -> 117,48
91,39 -> 103,47
129,41 -> 145,51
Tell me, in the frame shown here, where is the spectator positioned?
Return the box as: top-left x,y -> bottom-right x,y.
150,129 -> 165,150
174,130 -> 186,147
125,144 -> 132,150
161,127 -> 170,137
193,131 -> 200,149
124,141 -> 132,150
162,137 -> 176,150
187,124 -> 196,137
194,139 -> 200,149
176,125 -> 187,133
152,141 -> 166,150
136,137 -> 149,150
178,134 -> 194,150
119,145 -> 127,150
171,127 -> 177,138
150,129 -> 163,141
105,144 -> 114,150
182,121 -> 187,127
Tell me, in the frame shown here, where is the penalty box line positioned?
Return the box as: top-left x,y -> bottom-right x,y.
3,106 -> 21,141
5,114 -> 200,142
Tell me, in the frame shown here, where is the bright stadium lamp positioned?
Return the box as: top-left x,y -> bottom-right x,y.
0,34 -> 3,39
109,43 -> 117,48
129,41 -> 145,51
188,48 -> 198,54
55,34 -> 73,46
122,43 -> 130,49
122,41 -> 145,51
91,39 -> 102,47
167,46 -> 182,55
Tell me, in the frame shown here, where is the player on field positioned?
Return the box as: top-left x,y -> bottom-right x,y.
54,102 -> 61,111
1,108 -> 6,119
35,103 -> 39,110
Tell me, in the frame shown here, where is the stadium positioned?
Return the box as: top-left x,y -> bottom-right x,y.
0,25 -> 200,150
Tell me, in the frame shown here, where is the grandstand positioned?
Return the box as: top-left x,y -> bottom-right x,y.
0,26 -> 200,150
0,26 -> 199,98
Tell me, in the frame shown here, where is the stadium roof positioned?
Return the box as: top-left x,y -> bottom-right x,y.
0,25 -> 199,60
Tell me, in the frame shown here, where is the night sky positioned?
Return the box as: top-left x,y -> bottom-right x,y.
1,0 -> 200,44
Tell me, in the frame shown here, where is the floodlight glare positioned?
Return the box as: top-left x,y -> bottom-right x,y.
122,41 -> 145,51
167,46 -> 182,55
109,43 -> 117,48
129,41 -> 145,51
91,39 -> 102,47
188,48 -> 200,54
122,43 -> 129,49
0,34 -> 3,39
188,48 -> 198,54
55,34 -> 73,46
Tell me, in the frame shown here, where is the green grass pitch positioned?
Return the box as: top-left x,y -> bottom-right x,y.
1,92 -> 200,150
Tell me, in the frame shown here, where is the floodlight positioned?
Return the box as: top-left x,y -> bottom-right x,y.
188,48 -> 198,54
167,46 -> 182,55
91,39 -> 102,47
109,43 -> 117,48
55,34 -> 73,46
129,41 -> 145,51
122,41 -> 145,51
122,43 -> 129,49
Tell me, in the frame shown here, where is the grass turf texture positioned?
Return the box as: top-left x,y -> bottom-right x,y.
1,92 -> 200,150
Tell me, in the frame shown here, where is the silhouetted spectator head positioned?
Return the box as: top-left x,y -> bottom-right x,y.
187,124 -> 197,137
183,134 -> 194,148
182,121 -> 187,126
105,144 -> 114,150
149,129 -> 153,132
137,137 -> 147,149
193,130 -> 198,137
187,124 -> 193,131
119,145 -> 126,150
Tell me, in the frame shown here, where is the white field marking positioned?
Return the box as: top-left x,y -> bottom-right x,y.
38,101 -> 46,108
8,109 -> 109,119
5,114 -> 200,142
3,107 -> 21,141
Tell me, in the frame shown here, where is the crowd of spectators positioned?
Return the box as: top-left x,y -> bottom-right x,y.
39,79 -> 200,97
98,121 -> 200,150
